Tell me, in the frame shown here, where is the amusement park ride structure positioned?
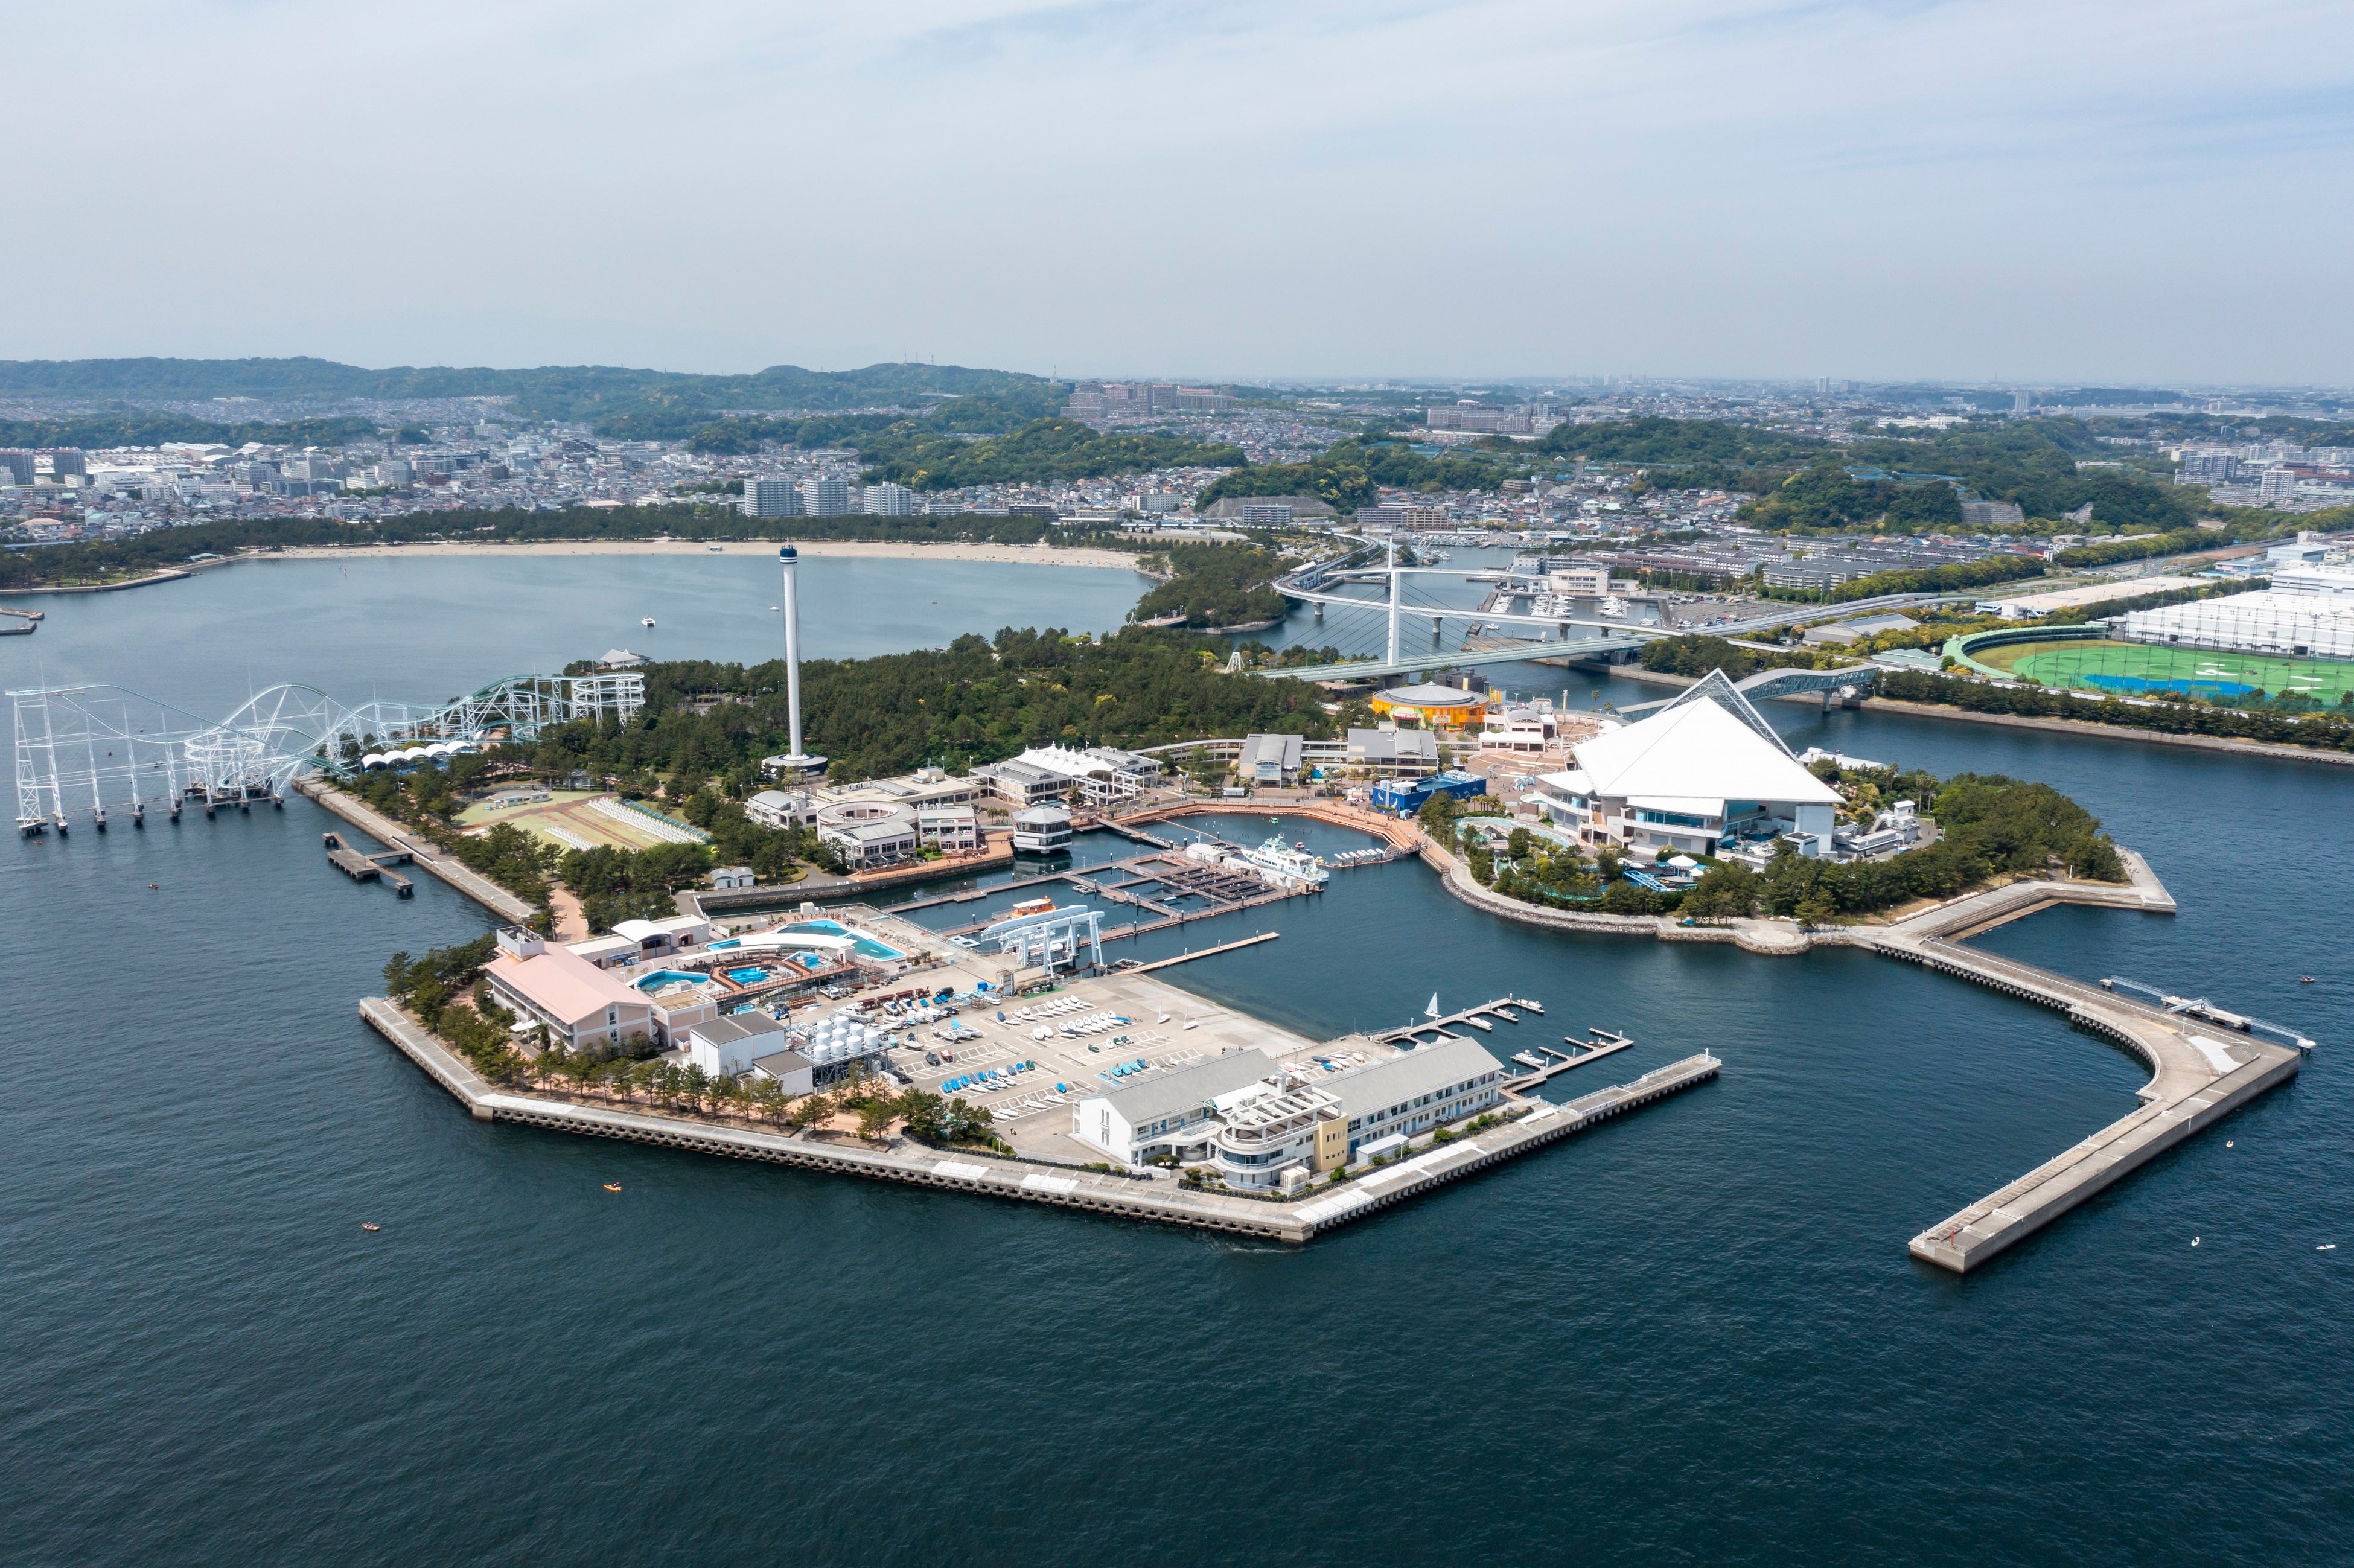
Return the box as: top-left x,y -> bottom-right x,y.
10,672 -> 642,835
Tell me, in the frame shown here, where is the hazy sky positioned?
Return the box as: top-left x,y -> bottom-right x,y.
7,1 -> 2349,383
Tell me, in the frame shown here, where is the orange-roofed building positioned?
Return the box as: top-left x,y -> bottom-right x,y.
484,928 -> 655,1051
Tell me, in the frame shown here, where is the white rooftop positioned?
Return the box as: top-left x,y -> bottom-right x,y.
1545,693 -> 1839,813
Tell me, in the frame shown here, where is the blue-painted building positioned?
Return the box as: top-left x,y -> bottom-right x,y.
1370,770 -> 1488,817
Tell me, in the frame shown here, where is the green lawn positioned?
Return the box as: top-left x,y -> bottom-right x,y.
1980,639 -> 2354,702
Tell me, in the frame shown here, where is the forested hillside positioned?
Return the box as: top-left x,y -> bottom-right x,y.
534,628 -> 1340,786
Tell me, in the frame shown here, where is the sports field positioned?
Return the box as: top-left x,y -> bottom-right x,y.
455,789 -> 708,852
1974,638 -> 2354,703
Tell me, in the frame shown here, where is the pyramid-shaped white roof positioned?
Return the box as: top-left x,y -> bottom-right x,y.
1555,693 -> 1840,811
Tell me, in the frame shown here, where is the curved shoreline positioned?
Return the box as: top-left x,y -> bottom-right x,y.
265,538 -> 1148,569
0,538 -> 1147,598
1858,695 -> 2354,767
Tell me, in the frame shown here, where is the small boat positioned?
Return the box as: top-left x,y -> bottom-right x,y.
2301,976 -> 2316,984
1462,1016 -> 1493,1032
360,1222 -> 380,1232
602,1183 -> 622,1192
1495,1007 -> 1518,1022
2190,1237 -> 2201,1247
1519,999 -> 1543,1014
1512,1051 -> 1546,1069
148,883 -> 159,890
640,616 -> 656,628
2321,1244 -> 2339,1251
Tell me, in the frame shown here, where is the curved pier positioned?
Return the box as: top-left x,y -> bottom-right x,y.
1867,884 -> 2303,1272
1417,836 -> 2304,1269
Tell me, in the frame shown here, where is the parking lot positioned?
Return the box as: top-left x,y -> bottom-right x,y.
881,965 -> 1405,1165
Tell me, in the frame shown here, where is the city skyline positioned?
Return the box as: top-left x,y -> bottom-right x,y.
7,1 -> 2349,383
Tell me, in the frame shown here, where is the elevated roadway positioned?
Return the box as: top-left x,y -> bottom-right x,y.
1263,543 -> 2002,681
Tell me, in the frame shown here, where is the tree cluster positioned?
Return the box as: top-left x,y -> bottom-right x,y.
1128,543 -> 1288,627
543,629 -> 1340,786
854,417 -> 1243,491
1680,770 -> 2123,924
1875,668 -> 2354,749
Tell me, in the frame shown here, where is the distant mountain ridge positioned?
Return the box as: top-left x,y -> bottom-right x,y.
0,357 -> 1056,438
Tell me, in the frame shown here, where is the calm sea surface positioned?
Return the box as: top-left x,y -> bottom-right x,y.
2,555 -> 2347,1566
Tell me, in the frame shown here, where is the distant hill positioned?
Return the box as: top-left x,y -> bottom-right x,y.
0,358 -> 1058,439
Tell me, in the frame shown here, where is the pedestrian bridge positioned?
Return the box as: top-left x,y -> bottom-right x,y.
1619,663 -> 1878,718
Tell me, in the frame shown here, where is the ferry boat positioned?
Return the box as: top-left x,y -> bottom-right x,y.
1237,833 -> 1329,892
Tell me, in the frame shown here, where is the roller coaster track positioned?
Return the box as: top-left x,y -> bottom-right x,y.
10,671 -> 641,834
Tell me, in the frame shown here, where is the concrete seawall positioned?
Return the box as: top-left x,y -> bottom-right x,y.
296,780 -> 537,923
1415,840 -> 2301,1270
359,998 -> 1716,1243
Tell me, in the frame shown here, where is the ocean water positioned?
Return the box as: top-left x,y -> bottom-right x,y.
2,557 -> 2348,1566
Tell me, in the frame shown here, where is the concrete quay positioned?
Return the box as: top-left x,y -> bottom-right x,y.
359,998 -> 1714,1243
1864,905 -> 2303,1273
1417,834 -> 2305,1269
296,779 -> 537,923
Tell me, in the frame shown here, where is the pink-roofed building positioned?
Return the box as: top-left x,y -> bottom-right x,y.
485,928 -> 655,1051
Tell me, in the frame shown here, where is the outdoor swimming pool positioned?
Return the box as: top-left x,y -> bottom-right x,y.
632,970 -> 707,991
777,920 -> 904,961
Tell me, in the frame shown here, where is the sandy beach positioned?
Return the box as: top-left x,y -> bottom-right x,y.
264,538 -> 1147,569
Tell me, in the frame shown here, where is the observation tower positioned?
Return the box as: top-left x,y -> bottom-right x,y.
770,545 -> 826,779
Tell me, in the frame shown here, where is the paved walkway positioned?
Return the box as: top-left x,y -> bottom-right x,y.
296,780 -> 537,923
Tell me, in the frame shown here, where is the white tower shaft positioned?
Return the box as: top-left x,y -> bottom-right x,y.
781,551 -> 805,759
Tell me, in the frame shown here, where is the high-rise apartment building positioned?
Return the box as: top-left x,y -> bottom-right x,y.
742,477 -> 806,518
800,478 -> 850,517
864,482 -> 917,516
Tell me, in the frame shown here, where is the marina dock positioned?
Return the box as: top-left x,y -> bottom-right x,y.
1375,996 -> 1544,1045
322,832 -> 415,896
1498,1030 -> 1638,1091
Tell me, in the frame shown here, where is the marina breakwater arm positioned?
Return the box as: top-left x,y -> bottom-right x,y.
1879,935 -> 2302,1272
1415,835 -> 2303,1270
357,998 -> 1716,1243
296,780 -> 537,923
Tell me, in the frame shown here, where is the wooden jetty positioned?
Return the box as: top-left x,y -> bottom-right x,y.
322,831 -> 415,896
